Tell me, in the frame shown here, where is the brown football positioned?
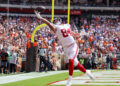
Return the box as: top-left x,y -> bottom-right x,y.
35,6 -> 46,12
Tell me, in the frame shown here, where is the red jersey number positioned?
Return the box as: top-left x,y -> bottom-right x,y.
61,29 -> 70,37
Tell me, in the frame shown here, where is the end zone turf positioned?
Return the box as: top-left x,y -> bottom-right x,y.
49,70 -> 120,86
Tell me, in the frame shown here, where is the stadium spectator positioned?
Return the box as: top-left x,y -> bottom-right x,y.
106,55 -> 111,69
0,48 -> 8,74
9,50 -> 17,73
38,39 -> 48,72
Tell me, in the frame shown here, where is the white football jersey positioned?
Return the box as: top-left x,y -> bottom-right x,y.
55,24 -> 75,47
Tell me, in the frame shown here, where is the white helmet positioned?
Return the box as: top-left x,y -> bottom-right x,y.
53,18 -> 62,25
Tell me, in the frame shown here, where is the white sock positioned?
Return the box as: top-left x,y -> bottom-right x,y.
67,76 -> 72,83
67,76 -> 72,86
69,76 -> 72,80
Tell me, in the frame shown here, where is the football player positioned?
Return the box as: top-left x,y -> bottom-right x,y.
35,11 -> 95,86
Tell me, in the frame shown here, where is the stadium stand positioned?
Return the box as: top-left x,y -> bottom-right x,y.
0,0 -> 120,73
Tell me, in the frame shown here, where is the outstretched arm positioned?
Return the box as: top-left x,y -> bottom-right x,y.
34,11 -> 56,33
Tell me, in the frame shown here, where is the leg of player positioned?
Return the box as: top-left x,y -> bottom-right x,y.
86,70 -> 95,80
74,58 -> 95,80
66,59 -> 74,86
66,44 -> 78,86
66,44 -> 94,86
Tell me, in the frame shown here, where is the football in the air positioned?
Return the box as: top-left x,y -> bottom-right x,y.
35,6 -> 46,12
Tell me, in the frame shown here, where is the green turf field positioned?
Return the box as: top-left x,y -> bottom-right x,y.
0,70 -> 119,86
0,71 -> 82,86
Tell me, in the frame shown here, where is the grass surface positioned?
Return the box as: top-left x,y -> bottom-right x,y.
0,71 -> 82,86
100,77 -> 120,78
0,70 -> 120,86
50,85 -> 120,86
88,81 -> 118,83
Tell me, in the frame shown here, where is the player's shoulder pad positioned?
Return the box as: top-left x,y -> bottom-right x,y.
63,24 -> 70,27
66,24 -> 71,29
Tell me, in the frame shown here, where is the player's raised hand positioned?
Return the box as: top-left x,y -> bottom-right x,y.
34,10 -> 43,19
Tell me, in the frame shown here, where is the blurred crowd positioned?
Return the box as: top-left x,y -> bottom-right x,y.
76,17 -> 120,69
0,0 -> 120,7
0,16 -> 65,73
0,15 -> 120,73
78,17 -> 120,55
0,16 -> 39,73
